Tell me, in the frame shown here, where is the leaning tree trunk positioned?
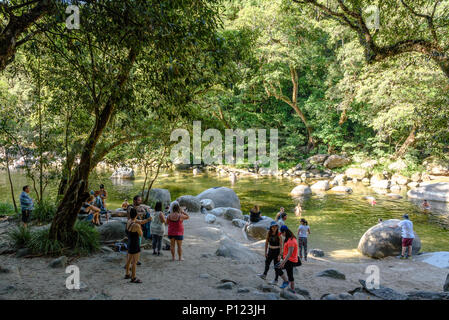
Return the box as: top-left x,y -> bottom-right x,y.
49,48 -> 137,244
5,150 -> 18,213
394,126 -> 416,159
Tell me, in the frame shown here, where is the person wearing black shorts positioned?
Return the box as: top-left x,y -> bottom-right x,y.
19,185 -> 34,228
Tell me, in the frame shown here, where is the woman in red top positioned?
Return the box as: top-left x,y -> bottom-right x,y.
276,225 -> 300,292
167,201 -> 189,261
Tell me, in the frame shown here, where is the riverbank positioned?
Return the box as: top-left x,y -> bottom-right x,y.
1,211 -> 448,300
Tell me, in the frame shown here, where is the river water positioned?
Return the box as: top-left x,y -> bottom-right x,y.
1,169 -> 448,255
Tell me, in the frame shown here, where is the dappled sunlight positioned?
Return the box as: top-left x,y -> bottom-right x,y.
328,248 -> 365,261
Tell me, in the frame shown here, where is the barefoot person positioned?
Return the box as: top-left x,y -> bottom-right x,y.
294,203 -> 302,217
258,221 -> 283,285
276,225 -> 301,292
389,214 -> 415,259
19,185 -> 34,228
167,201 -> 189,261
125,208 -> 145,283
80,195 -> 101,226
297,218 -> 310,261
275,207 -> 285,221
150,202 -> 166,256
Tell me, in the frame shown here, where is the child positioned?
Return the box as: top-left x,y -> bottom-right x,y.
122,199 -> 129,210
297,218 -> 310,261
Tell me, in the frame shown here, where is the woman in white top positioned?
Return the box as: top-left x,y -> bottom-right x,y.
297,218 -> 311,261
150,202 -> 166,256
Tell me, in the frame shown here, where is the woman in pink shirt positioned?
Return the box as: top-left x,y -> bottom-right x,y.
167,201 -> 189,261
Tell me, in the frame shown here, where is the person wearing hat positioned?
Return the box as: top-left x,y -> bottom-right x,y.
257,221 -> 283,284
275,225 -> 300,292
389,214 -> 415,259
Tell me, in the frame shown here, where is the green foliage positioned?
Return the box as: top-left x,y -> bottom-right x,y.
8,225 -> 31,248
0,202 -> 15,216
32,200 -> 56,224
28,227 -> 64,256
71,221 -> 100,255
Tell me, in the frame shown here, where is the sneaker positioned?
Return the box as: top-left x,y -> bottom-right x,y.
396,255 -> 406,259
152,251 -> 157,255
287,288 -> 296,294
269,279 -> 278,285
157,252 -> 162,256
257,274 -> 267,280
280,281 -> 289,289
137,261 -> 142,265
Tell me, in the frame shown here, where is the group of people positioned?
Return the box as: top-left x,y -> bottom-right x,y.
79,184 -> 110,226
255,205 -> 311,293
122,195 -> 190,284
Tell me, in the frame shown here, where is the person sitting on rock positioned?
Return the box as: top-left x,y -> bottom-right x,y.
80,195 -> 101,226
422,200 -> 431,211
121,199 -> 129,210
249,205 -> 262,223
389,214 -> 415,259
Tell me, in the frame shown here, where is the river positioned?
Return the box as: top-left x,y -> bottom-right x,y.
1,169 -> 448,255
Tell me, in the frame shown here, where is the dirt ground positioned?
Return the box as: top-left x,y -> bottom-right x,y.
0,213 -> 448,300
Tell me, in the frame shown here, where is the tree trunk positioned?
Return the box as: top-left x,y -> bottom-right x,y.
49,47 -> 138,244
5,150 -> 18,213
394,126 -> 416,159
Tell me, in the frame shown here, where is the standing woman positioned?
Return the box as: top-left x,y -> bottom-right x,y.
258,221 -> 283,285
150,202 -> 166,256
167,201 -> 189,261
297,218 -> 311,261
276,225 -> 300,292
125,208 -> 145,283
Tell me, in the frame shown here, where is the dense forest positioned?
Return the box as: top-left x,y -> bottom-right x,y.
0,0 -> 448,247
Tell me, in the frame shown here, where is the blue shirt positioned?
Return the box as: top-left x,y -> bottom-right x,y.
20,191 -> 34,210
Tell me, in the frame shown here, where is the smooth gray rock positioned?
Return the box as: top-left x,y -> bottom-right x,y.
224,208 -> 243,221
311,180 -> 330,192
321,293 -> 338,300
406,291 -> 449,300
144,188 -> 171,208
294,287 -> 311,299
49,256 -> 67,268
237,287 -> 250,293
215,236 -> 262,263
200,199 -> 215,210
253,291 -> 280,300
359,279 -> 408,300
197,187 -> 241,209
310,249 -> 324,257
98,221 -> 126,241
358,219 -> 421,258
307,154 -> 329,164
245,217 -> 275,240
290,185 -> 312,197
176,195 -> 201,213
216,282 -> 234,290
232,219 -> 246,228
371,180 -> 391,189
204,214 -> 217,224
209,207 -> 227,217
280,289 -> 305,300
445,274 -> 449,292
345,168 -> 368,180
316,269 -> 346,280
407,182 -> 449,202
100,246 -> 114,253
324,155 -> 351,169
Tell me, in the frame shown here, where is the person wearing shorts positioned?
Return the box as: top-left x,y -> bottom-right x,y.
167,201 -> 189,261
390,214 -> 415,259
275,225 -> 300,292
20,185 -> 34,228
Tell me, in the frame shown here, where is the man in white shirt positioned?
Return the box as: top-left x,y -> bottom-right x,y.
390,214 -> 415,259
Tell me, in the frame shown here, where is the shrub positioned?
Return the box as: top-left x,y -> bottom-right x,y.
71,220 -> 100,255
0,202 -> 16,216
32,199 -> 56,223
8,225 -> 31,248
28,227 -> 63,256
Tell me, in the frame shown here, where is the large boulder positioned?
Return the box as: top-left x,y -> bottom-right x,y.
358,219 -> 421,258
144,188 -> 171,208
323,155 -> 351,169
345,168 -> 368,180
391,174 -> 410,186
290,185 -> 312,197
407,182 -> 449,202
245,217 -> 275,240
307,154 -> 329,164
110,167 -> 135,179
360,160 -> 378,170
424,157 -> 449,176
196,187 -> 241,209
371,180 -> 391,189
98,221 -> 126,241
215,236 -> 263,264
311,180 -> 330,192
176,195 -> 202,213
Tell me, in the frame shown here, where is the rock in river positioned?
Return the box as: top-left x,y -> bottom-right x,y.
407,182 -> 449,203
358,219 -> 421,258
196,187 -> 241,209
290,185 -> 312,197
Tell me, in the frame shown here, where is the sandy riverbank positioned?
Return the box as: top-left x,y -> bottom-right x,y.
0,213 -> 448,300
